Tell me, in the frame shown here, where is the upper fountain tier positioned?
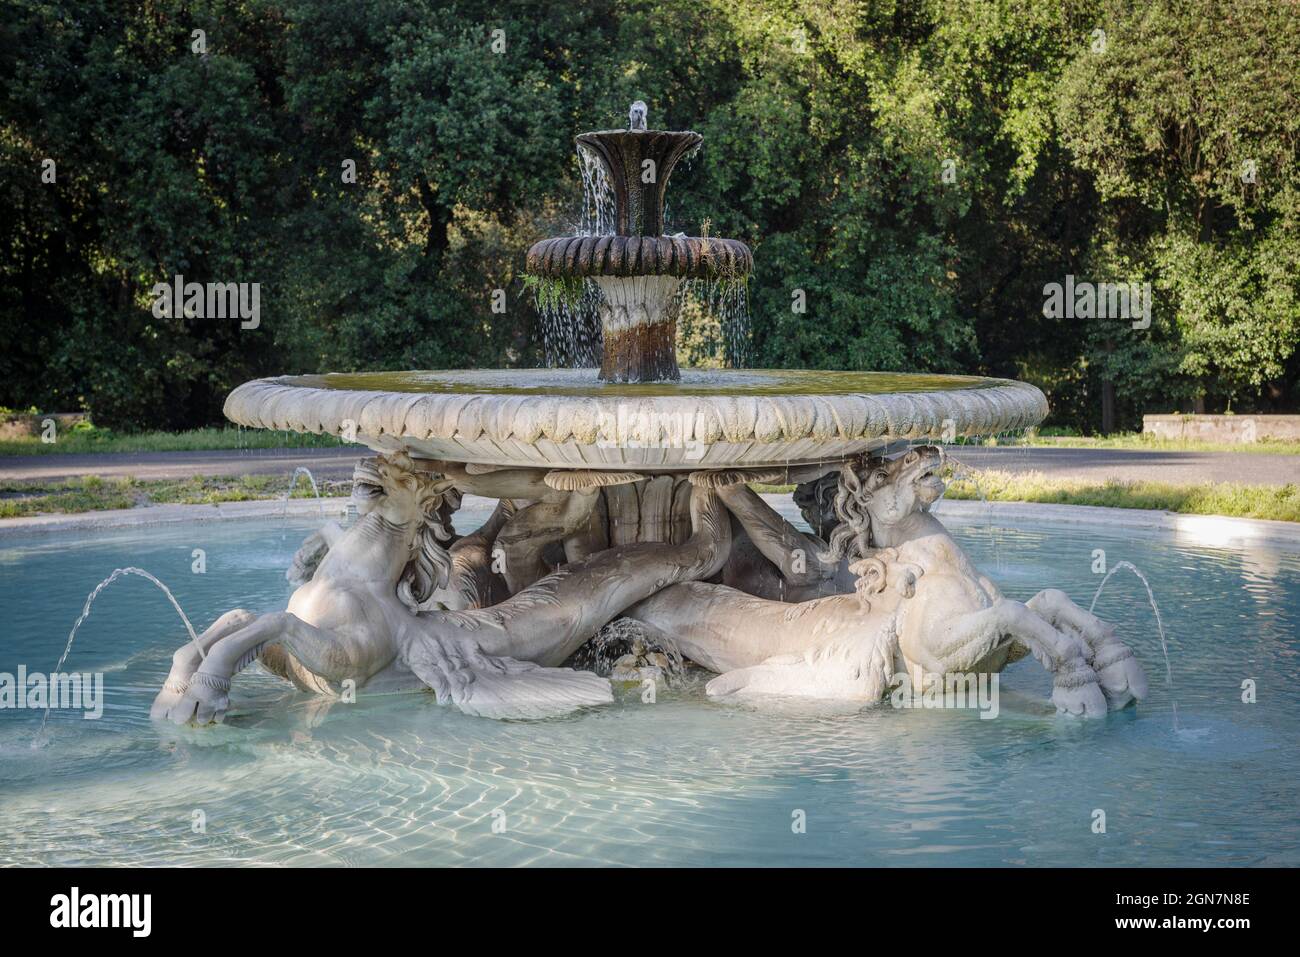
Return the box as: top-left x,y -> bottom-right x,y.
525,103 -> 751,282
527,102 -> 751,383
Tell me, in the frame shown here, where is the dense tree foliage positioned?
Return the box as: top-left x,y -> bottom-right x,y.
1,0 -> 1296,431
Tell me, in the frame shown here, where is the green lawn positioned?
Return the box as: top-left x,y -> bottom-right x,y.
5,421 -> 1297,459
755,472 -> 1300,523
941,471 -> 1300,523
998,430 -> 1300,455
0,425 -> 348,456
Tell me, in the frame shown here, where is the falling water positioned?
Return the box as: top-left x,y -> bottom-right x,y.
536,285 -> 600,369
573,140 -> 614,366
1089,560 -> 1178,728
577,144 -> 616,238
533,143 -> 614,367
660,141 -> 701,234
667,140 -> 750,369
939,456 -> 992,508
938,455 -> 1003,571
707,275 -> 751,369
671,275 -> 752,370
34,567 -> 199,744
568,618 -> 685,684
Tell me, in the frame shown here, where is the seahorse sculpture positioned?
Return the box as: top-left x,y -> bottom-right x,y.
153,447 -> 1145,723
152,452 -> 729,722
627,447 -> 1148,716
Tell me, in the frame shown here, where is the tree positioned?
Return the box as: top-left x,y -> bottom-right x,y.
1056,0 -> 1300,426
1,0 -> 1296,434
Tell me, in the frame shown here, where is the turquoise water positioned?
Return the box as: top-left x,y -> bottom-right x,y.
1,505 -> 1297,866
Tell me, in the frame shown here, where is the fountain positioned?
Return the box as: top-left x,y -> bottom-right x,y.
157,104 -> 1148,724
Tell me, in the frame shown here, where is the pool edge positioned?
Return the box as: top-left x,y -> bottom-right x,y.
5,496 -> 1299,550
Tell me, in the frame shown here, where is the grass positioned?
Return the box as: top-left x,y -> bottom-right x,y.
6,420 -> 1298,457
997,430 -> 1300,455
0,425 -> 350,456
522,274 -> 586,313
942,471 -> 1300,523
0,474 -> 350,519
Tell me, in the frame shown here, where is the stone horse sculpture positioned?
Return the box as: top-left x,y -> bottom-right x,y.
629,447 -> 1148,716
152,452 -> 730,722
152,446 -> 1146,724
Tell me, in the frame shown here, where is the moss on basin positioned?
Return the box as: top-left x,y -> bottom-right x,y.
277,368 -> 1008,398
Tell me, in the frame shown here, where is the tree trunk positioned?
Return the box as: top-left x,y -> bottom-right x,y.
1101,379 -> 1116,434
415,173 -> 452,273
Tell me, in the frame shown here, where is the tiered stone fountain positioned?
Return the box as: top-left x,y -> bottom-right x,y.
153,105 -> 1147,725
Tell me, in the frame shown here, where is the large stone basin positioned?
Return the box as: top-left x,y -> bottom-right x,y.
224,368 -> 1047,471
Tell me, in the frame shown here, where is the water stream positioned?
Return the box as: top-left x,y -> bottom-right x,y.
937,454 -> 1002,571
1090,560 -> 1178,729
281,466 -> 324,520
34,567 -> 199,745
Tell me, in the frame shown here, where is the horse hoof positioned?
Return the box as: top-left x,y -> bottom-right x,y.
1052,665 -> 1107,718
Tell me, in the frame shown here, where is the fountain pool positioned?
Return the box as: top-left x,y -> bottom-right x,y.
3,503 -> 1296,867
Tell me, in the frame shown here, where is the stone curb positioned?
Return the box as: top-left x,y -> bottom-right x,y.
0,497 -> 351,538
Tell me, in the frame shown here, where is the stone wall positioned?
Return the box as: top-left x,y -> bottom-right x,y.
1142,414 -> 1300,443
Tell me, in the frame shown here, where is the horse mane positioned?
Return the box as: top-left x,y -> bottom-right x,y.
793,471 -> 841,541
819,455 -> 876,564
396,489 -> 458,613
353,457 -> 457,613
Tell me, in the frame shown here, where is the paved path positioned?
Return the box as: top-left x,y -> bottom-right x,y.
950,446 -> 1299,486
1,445 -> 1297,486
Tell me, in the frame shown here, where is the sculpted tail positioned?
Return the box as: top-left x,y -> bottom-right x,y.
403,633 -> 612,720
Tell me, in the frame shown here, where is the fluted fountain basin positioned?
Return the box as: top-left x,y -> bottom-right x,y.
224,368 -> 1048,471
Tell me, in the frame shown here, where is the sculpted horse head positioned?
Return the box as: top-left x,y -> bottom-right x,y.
821,446 -> 946,563
350,452 -> 462,611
